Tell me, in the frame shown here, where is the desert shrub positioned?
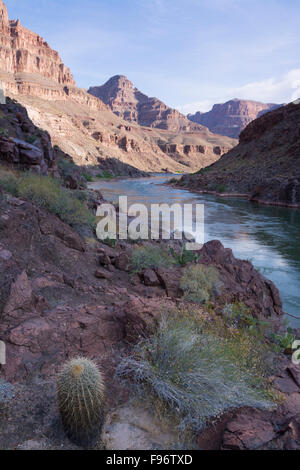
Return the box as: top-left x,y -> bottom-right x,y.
0,128 -> 9,138
180,264 -> 222,304
24,135 -> 38,145
216,184 -> 226,193
271,329 -> 297,352
82,173 -> 93,182
17,174 -> 96,228
131,245 -> 175,273
169,245 -> 200,266
195,167 -> 210,175
96,171 -> 113,179
168,177 -> 178,184
57,156 -> 76,177
116,312 -> 274,434
0,170 -> 18,196
222,302 -> 271,337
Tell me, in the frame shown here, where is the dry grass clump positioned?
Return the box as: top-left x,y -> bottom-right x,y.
116,308 -> 275,435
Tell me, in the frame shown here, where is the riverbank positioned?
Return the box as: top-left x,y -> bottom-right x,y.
167,181 -> 300,209
172,102 -> 300,209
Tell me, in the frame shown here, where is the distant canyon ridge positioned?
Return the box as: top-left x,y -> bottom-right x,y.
188,99 -> 283,139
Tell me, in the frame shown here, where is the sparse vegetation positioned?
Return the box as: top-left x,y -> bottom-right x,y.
0,128 -> 9,138
116,310 -> 275,435
195,167 -> 211,175
222,302 -> 271,338
168,177 -> 178,184
216,184 -> 226,193
180,264 -> 222,304
17,174 -> 96,228
271,329 -> 298,352
169,245 -> 200,266
24,134 -> 38,145
96,171 -> 114,179
0,170 -> 18,196
82,173 -> 93,182
131,244 -> 176,273
0,171 -> 95,229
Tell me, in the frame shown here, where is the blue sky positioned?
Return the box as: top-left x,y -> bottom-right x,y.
5,0 -> 300,112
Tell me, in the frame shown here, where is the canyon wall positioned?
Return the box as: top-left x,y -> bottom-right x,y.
188,99 -> 282,139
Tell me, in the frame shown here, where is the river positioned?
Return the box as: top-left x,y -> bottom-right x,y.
89,174 -> 300,327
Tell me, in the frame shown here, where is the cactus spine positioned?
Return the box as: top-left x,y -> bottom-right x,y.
57,357 -> 105,445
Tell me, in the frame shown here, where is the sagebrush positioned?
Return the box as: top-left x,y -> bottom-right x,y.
116,311 -> 274,434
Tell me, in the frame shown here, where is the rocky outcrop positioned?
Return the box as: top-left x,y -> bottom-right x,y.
178,101 -> 300,207
188,99 -> 282,139
0,97 -> 57,174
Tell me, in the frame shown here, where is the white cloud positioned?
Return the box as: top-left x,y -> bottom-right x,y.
177,69 -> 300,114
230,69 -> 300,104
177,100 -> 214,114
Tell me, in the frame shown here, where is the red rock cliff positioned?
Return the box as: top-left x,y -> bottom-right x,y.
0,0 -> 75,85
88,75 -> 207,133
188,99 -> 282,139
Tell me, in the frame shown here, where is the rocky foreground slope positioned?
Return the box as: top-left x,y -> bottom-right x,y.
0,187 -> 299,449
0,0 -> 236,174
188,99 -> 282,139
178,101 -> 300,207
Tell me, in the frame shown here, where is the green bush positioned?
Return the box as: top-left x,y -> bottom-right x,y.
222,302 -> 271,337
0,171 -> 18,196
271,329 -> 297,351
216,184 -> 226,193
24,135 -> 38,145
96,171 -> 113,179
169,245 -> 200,266
17,174 -> 96,228
57,156 -> 76,179
116,313 -> 274,433
82,173 -> 93,182
131,245 -> 175,273
0,128 -> 9,138
180,264 -> 222,304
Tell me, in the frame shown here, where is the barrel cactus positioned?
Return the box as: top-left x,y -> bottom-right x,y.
57,357 -> 105,445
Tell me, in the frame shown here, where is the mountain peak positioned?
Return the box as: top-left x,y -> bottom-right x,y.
88,75 -> 209,132
189,99 -> 282,138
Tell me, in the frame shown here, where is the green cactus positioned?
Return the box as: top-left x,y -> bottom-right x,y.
57,357 -> 105,445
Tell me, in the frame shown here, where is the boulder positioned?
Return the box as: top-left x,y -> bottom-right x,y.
142,268 -> 160,287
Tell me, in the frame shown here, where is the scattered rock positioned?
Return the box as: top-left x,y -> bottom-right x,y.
222,412 -> 276,450
102,405 -> 178,450
142,269 -> 160,287
94,268 -> 113,280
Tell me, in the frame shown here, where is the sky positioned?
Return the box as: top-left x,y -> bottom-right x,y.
4,0 -> 300,113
